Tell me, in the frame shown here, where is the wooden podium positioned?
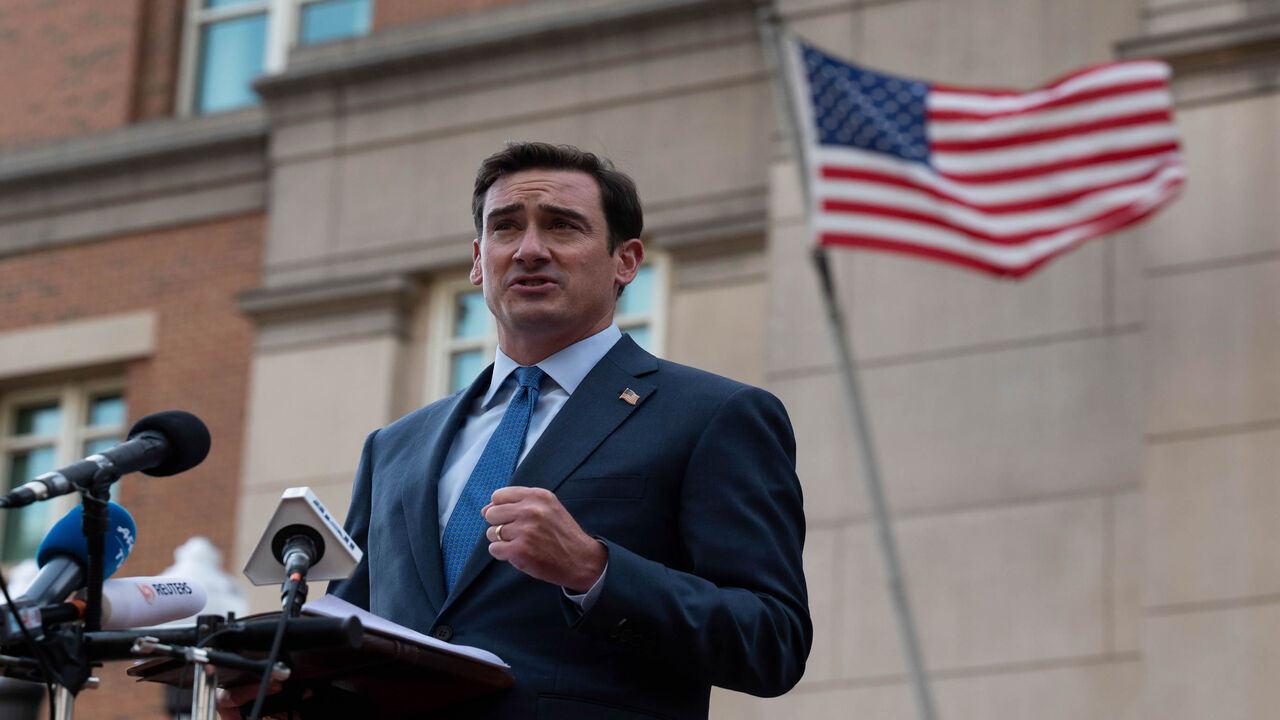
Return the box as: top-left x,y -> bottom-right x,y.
126,610 -> 513,718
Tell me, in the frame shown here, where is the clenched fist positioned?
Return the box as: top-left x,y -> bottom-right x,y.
482,486 -> 607,593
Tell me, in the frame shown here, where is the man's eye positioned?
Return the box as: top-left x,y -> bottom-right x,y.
550,220 -> 576,230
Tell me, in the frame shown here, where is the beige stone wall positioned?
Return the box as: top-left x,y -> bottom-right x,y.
731,0 -> 1153,716
1137,87 -> 1280,720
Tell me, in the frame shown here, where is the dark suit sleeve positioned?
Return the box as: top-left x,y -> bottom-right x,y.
574,386 -> 812,697
327,430 -> 377,609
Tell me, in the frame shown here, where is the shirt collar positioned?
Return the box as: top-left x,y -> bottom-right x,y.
482,324 -> 623,408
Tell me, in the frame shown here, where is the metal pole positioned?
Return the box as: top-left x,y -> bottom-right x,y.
811,249 -> 938,720
53,685 -> 74,720
754,4 -> 939,719
192,662 -> 218,720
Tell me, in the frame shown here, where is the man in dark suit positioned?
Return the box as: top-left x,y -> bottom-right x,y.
331,142 -> 811,718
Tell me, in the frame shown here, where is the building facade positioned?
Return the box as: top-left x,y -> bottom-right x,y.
0,1 -> 1275,718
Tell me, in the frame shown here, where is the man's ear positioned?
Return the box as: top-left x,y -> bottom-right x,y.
470,239 -> 483,286
613,238 -> 644,288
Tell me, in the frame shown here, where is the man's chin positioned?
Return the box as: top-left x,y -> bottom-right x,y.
498,307 -> 571,335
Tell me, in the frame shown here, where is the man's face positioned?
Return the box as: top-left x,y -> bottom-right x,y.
471,169 -> 643,357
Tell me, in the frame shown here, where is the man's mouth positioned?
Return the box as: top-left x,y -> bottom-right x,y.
512,277 -> 554,287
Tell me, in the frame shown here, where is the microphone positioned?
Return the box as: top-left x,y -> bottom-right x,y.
243,487 -> 362,587
0,411 -> 210,509
17,503 -> 136,606
2,503 -> 135,641
38,577 -> 206,630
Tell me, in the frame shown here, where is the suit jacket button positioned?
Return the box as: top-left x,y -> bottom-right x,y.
431,625 -> 453,642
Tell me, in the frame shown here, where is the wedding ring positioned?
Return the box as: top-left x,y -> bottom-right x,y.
494,524 -> 505,542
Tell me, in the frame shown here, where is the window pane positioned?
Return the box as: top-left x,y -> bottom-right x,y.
15,403 -> 60,437
299,0 -> 371,45
83,438 -> 123,502
453,291 -> 490,340
195,13 -> 267,114
87,394 -> 126,428
625,325 -> 652,352
450,350 -> 487,394
84,437 -> 120,456
205,0 -> 262,7
617,265 -> 654,316
4,447 -> 56,562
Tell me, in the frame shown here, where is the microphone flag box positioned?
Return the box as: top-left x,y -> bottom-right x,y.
243,487 -> 362,586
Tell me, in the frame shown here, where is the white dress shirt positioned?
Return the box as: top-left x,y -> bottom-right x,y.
436,323 -> 622,607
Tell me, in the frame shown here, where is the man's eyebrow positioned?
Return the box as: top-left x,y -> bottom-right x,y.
485,203 -> 523,223
485,202 -> 593,228
538,203 -> 591,227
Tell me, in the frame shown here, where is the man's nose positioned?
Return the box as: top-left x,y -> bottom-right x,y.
512,227 -> 550,263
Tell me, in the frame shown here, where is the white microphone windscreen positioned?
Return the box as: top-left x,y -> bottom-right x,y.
100,576 -> 207,630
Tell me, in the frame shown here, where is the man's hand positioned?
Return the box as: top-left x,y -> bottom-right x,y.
482,486 -> 607,593
215,681 -> 279,720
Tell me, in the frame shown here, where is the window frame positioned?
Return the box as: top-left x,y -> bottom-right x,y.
424,252 -> 669,402
177,0 -> 373,115
0,380 -> 127,564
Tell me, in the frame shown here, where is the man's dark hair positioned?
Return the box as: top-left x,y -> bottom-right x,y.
472,141 -> 643,254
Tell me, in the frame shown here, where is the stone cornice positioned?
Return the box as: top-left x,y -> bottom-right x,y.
0,108 -> 267,187
1117,13 -> 1280,105
239,273 -> 420,322
1116,13 -> 1280,67
254,0 -> 752,99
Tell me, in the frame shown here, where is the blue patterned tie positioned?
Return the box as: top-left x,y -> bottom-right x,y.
441,365 -> 545,592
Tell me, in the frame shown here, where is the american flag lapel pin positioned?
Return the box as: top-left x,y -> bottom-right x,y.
620,388 -> 640,406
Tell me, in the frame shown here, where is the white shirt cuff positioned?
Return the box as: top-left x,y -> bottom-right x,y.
563,560 -> 608,612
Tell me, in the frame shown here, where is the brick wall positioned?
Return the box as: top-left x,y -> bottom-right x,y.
132,0 -> 186,122
0,0 -> 144,149
0,214 -> 263,720
374,0 -> 534,29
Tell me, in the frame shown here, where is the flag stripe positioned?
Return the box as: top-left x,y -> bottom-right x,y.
936,142 -> 1182,183
931,110 -> 1172,152
929,90 -> 1172,142
817,176 -> 1182,276
792,39 -> 1185,276
821,163 -> 1186,239
819,157 -> 1183,214
929,79 -> 1169,120
817,148 -> 1183,204
929,58 -> 1168,99
933,125 -> 1181,173
820,165 -> 1186,245
930,62 -> 1170,110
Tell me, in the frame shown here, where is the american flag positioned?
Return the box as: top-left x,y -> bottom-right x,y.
789,40 -> 1187,277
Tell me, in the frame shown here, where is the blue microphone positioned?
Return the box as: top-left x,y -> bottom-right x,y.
17,503 -> 136,606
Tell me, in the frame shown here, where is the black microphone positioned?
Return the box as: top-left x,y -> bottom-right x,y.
273,524 -> 326,580
0,411 -> 210,508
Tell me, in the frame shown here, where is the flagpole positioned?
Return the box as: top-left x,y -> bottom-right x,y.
755,6 -> 939,720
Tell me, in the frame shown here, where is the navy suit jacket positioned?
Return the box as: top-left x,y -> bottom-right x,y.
331,335 -> 811,719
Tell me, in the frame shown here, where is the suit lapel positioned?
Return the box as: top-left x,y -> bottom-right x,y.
443,336 -> 657,609
401,366 -> 492,615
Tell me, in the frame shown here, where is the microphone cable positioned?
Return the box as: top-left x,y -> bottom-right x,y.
0,565 -> 60,720
246,573 -> 303,720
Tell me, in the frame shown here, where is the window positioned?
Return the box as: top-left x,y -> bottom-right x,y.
0,383 -> 127,564
427,256 -> 668,400
181,0 -> 373,114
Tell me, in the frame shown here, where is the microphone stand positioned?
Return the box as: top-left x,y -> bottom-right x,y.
78,468 -> 118,633
44,469 -> 118,719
